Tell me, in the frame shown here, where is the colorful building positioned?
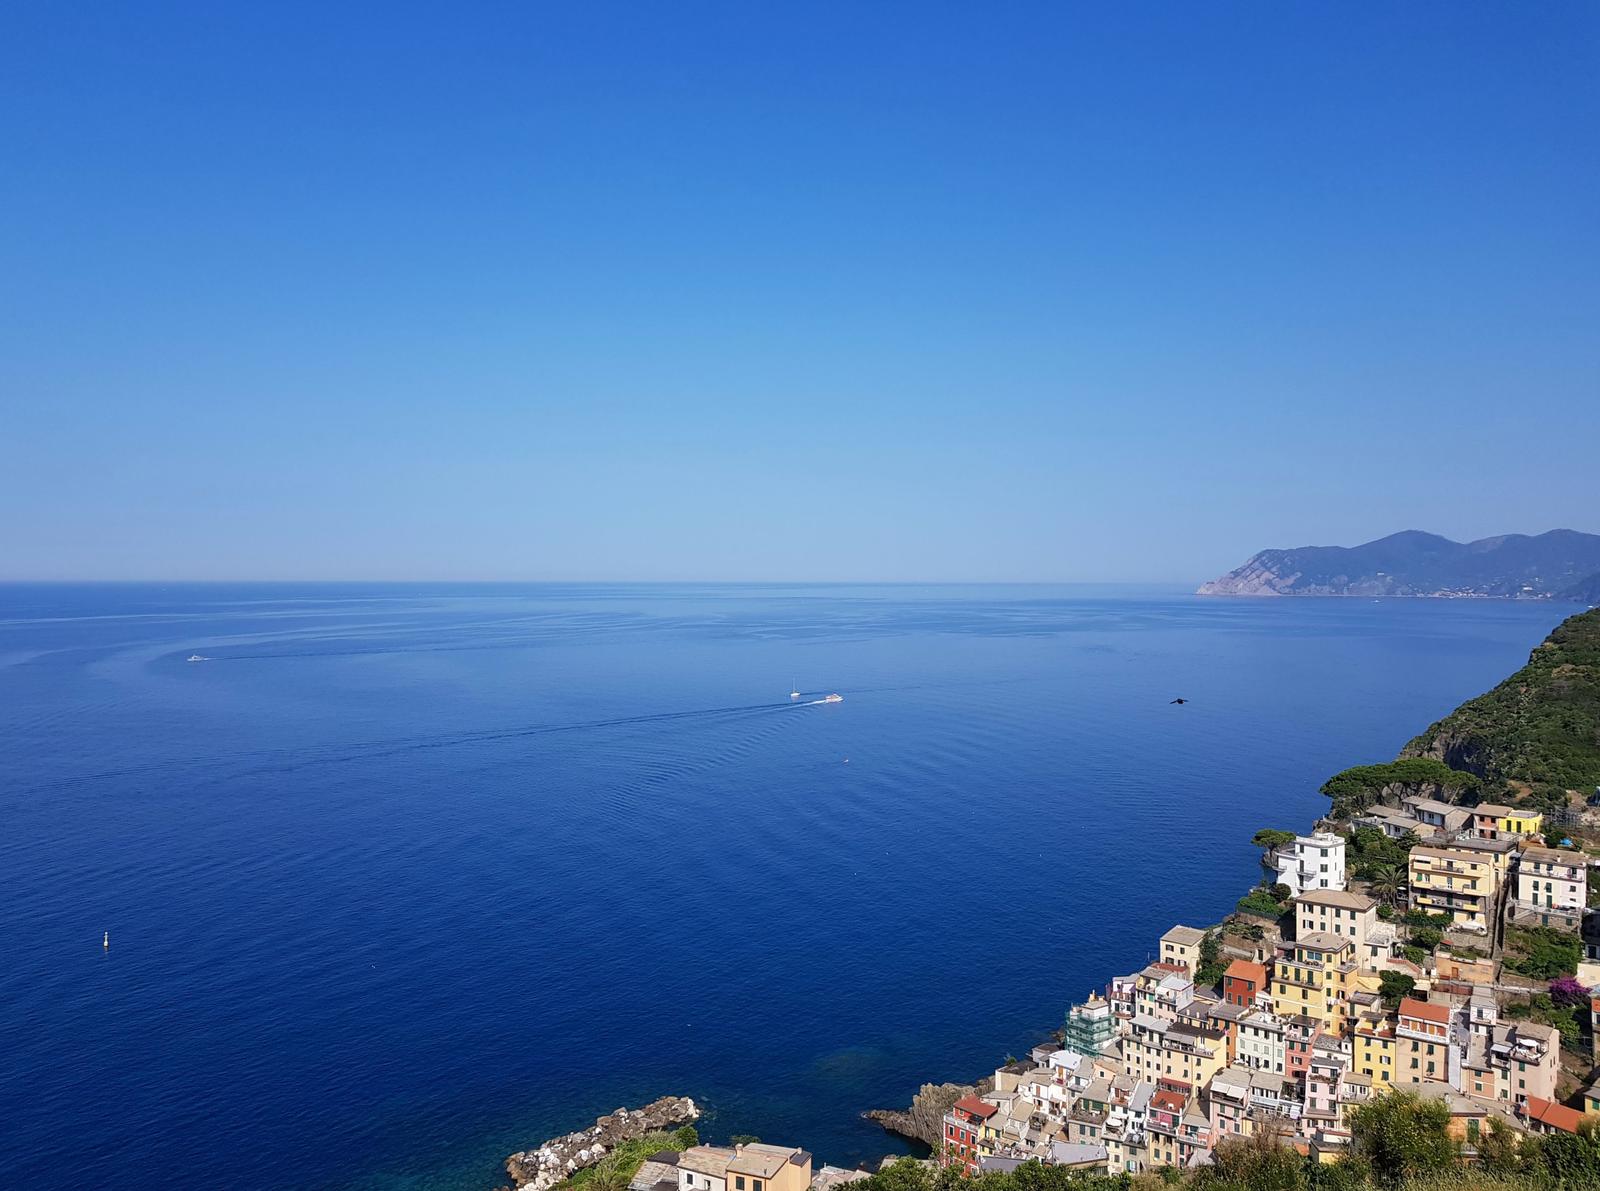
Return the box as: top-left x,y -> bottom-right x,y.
1269,933 -> 1356,1035
941,1095 -> 998,1174
1409,845 -> 1497,932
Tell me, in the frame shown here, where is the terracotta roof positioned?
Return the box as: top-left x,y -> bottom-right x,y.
1398,997 -> 1450,1025
1151,1090 -> 1186,1113
1525,1097 -> 1586,1134
1224,959 -> 1266,984
954,1095 -> 999,1119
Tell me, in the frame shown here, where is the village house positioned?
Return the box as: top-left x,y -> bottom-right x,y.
1301,1034 -> 1351,1138
1238,1009 -> 1286,1074
1352,1002 -> 1397,1086
1175,1105 -> 1213,1167
1044,1141 -> 1110,1172
1068,1078 -> 1114,1149
1203,1000 -> 1249,1063
1408,845 -> 1497,932
1160,926 -> 1207,977
1451,834 -> 1520,879
1353,806 -> 1424,840
1108,974 -> 1138,1029
663,1145 -> 812,1191
1513,846 -> 1586,929
941,1095 -> 999,1175
1275,832 -> 1347,895
1413,1081 -> 1507,1154
674,1147 -> 736,1191
1062,993 -> 1116,1057
1223,959 -> 1268,1009
1206,1065 -> 1253,1140
1396,998 -> 1454,1087
1270,933 -> 1357,1035
1284,1014 -> 1320,1085
1145,1087 -> 1187,1168
1294,888 -> 1397,970
1402,796 -> 1473,836
1472,804 -> 1544,840
1488,1021 -> 1560,1109
1124,1013 -> 1228,1089
1294,888 -> 1374,947
1135,963 -> 1196,1022
1522,1096 -> 1586,1137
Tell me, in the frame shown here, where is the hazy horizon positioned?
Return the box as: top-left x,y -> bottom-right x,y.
3,4 -> 1596,582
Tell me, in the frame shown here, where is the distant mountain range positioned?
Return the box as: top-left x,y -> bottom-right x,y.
1197,529 -> 1600,599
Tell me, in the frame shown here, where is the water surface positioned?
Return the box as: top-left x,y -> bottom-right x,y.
0,584 -> 1570,1188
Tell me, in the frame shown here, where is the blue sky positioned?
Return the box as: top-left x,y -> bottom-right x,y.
2,3 -> 1596,582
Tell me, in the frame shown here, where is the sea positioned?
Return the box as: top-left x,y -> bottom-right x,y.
0,583 -> 1573,1189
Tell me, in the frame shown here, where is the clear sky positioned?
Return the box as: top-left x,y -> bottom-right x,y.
2,3 -> 1596,582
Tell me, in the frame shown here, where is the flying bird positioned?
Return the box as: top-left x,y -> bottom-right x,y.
1170,697 -> 1188,705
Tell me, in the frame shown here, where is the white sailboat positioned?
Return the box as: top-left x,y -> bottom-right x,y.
789,680 -> 801,699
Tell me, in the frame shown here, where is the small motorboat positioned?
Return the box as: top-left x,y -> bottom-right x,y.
186,654 -> 208,663
821,693 -> 843,704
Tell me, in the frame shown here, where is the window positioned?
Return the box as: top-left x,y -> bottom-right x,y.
737,1180 -> 745,1190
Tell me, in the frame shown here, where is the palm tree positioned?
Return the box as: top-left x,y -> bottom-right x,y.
1368,861 -> 1404,906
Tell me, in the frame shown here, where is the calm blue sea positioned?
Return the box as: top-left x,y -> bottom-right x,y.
0,584 -> 1571,1189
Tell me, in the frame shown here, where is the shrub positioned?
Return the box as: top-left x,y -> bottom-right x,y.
1505,926 -> 1582,980
1550,974 -> 1590,1007
1237,888 -> 1287,919
1348,1091 -> 1458,1187
1410,927 -> 1442,950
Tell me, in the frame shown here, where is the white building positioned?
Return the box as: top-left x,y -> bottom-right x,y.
1238,1009 -> 1287,1074
1276,831 -> 1347,895
1515,847 -> 1586,927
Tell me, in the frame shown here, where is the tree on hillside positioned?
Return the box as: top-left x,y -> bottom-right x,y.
1378,971 -> 1416,1010
1320,759 -> 1480,819
1252,828 -> 1297,850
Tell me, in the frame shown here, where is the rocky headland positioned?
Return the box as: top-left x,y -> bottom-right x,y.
501,1096 -> 701,1191
1198,528 -> 1600,599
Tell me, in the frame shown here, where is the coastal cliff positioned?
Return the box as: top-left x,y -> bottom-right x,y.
502,1096 -> 701,1191
1198,529 -> 1600,599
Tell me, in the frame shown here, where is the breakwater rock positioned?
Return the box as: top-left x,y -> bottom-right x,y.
503,1096 -> 700,1191
864,1080 -> 992,1149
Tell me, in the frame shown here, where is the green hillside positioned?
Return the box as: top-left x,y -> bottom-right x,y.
1402,607 -> 1600,803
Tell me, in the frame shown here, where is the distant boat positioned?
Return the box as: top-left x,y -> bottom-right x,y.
790,680 -> 801,700
821,693 -> 843,704
187,655 -> 208,663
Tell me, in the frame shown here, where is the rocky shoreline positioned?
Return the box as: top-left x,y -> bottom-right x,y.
500,1096 -> 701,1191
863,1079 -> 993,1149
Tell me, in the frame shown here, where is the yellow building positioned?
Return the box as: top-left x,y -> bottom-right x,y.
1269,933 -> 1356,1036
1473,803 -> 1543,839
1409,845 -> 1497,931
1123,1013 -> 1228,1090
1352,1005 -> 1397,1086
